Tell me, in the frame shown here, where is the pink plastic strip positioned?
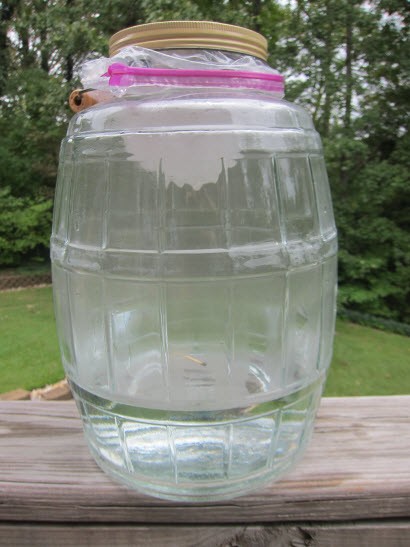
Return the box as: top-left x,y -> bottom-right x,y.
105,63 -> 284,93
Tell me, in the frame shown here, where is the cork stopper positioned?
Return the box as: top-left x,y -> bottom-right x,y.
69,89 -> 98,113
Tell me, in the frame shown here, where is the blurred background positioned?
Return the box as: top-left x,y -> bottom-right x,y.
0,0 -> 409,397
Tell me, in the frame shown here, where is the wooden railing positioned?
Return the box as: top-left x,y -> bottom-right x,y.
1,396 -> 409,546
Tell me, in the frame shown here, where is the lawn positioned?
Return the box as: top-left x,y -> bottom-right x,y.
0,286 -> 409,395
325,320 -> 410,396
0,287 -> 63,393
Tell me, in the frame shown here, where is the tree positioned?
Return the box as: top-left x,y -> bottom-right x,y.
275,1 -> 409,321
0,0 -> 408,322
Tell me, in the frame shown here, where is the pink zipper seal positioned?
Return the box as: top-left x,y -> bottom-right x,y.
105,63 -> 285,94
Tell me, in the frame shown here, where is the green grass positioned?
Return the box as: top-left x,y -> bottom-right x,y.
324,320 -> 410,396
0,286 -> 409,395
0,287 -> 63,393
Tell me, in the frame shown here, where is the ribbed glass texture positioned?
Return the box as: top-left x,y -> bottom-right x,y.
51,84 -> 337,501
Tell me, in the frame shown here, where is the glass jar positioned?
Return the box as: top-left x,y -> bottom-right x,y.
51,21 -> 337,501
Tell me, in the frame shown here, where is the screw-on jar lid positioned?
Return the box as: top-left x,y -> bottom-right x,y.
109,20 -> 268,61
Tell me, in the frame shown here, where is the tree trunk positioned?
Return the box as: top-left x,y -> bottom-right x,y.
65,55 -> 73,82
344,3 -> 353,130
0,0 -> 19,95
40,31 -> 49,73
65,0 -> 73,82
321,0 -> 333,138
252,0 -> 262,33
19,26 -> 32,68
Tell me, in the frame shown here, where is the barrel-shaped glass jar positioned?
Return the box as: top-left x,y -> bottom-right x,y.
51,22 -> 337,501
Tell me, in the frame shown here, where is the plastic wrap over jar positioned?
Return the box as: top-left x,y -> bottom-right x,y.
80,45 -> 284,97
52,26 -> 337,502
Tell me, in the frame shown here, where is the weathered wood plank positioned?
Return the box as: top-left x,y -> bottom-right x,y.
303,522 -> 410,547
0,396 -> 409,524
0,522 -> 409,547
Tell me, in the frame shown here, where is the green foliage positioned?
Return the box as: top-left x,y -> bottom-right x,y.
0,0 -> 409,321
338,308 -> 410,337
325,133 -> 410,321
140,0 -> 203,22
0,69 -> 68,196
274,0 -> 409,322
0,187 -> 52,266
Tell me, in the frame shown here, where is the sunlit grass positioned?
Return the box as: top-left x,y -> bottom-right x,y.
324,320 -> 410,396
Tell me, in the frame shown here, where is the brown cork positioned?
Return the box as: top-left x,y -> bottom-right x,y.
69,89 -> 98,112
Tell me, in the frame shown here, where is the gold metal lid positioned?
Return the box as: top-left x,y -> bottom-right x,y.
109,21 -> 268,60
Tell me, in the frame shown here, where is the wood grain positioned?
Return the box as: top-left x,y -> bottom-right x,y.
0,396 -> 409,525
1,523 -> 409,547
